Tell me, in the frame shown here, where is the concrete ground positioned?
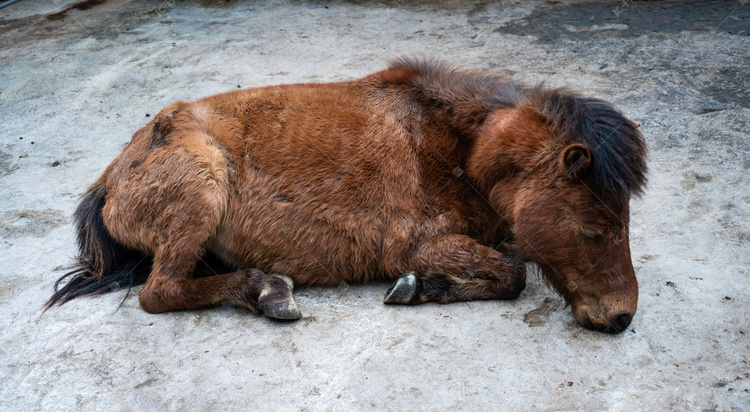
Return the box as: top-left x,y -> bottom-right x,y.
1,0 -> 748,410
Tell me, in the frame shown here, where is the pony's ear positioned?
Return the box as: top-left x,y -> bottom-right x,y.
561,143 -> 592,179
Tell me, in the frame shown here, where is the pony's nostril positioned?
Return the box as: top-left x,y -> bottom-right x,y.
610,312 -> 633,333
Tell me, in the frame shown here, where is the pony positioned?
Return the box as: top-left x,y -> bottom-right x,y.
46,58 -> 647,333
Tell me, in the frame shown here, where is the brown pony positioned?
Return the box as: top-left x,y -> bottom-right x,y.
46,58 -> 647,333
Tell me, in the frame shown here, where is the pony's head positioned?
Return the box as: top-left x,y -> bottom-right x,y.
382,57 -> 647,332
471,90 -> 647,333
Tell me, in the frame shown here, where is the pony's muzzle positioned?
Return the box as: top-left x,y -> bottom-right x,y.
575,308 -> 633,333
585,312 -> 633,334
609,312 -> 633,332
571,294 -> 636,334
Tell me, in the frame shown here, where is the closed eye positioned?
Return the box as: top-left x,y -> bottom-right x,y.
581,225 -> 603,238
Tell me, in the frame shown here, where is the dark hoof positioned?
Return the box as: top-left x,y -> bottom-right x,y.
270,274 -> 295,292
261,298 -> 302,320
384,272 -> 418,304
260,274 -> 301,320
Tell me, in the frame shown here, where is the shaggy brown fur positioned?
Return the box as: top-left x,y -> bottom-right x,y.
47,58 -> 647,333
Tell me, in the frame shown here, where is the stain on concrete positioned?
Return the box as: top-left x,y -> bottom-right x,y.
711,372 -> 750,389
321,0 -> 481,11
0,0 -> 159,45
702,67 -> 750,109
680,171 -> 713,190
174,0 -> 245,7
697,102 -> 729,115
47,0 -> 108,20
0,152 -> 19,177
639,254 -> 660,262
523,296 -> 561,327
495,1 -> 750,41
0,276 -> 23,300
0,209 -> 67,238
132,377 -> 159,389
492,2 -> 750,110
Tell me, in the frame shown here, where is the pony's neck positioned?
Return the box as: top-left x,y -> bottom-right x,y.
372,63 -> 522,139
465,106 -> 555,218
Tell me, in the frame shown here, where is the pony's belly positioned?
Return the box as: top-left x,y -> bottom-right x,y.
210,175 -> 387,285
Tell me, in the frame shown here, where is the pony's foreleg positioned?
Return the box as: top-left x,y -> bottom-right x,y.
383,234 -> 526,305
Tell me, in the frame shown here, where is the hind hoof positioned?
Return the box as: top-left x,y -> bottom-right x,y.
384,272 -> 418,304
270,274 -> 295,292
261,298 -> 302,320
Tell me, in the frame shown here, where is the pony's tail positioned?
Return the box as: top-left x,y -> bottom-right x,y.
44,181 -> 152,311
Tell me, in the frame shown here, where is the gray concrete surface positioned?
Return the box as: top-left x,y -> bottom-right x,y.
1,0 -> 749,410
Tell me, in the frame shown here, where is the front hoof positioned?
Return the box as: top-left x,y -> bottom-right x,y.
261,298 -> 302,320
384,272 -> 418,304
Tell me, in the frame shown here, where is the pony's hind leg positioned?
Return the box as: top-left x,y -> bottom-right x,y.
135,204 -> 300,319
105,123 -> 301,319
384,234 -> 526,305
139,263 -> 301,319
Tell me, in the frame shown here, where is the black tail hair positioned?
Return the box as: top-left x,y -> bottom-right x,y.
44,181 -> 151,310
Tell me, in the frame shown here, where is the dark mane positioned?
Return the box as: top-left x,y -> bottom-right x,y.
531,88 -> 648,203
384,57 -> 648,204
